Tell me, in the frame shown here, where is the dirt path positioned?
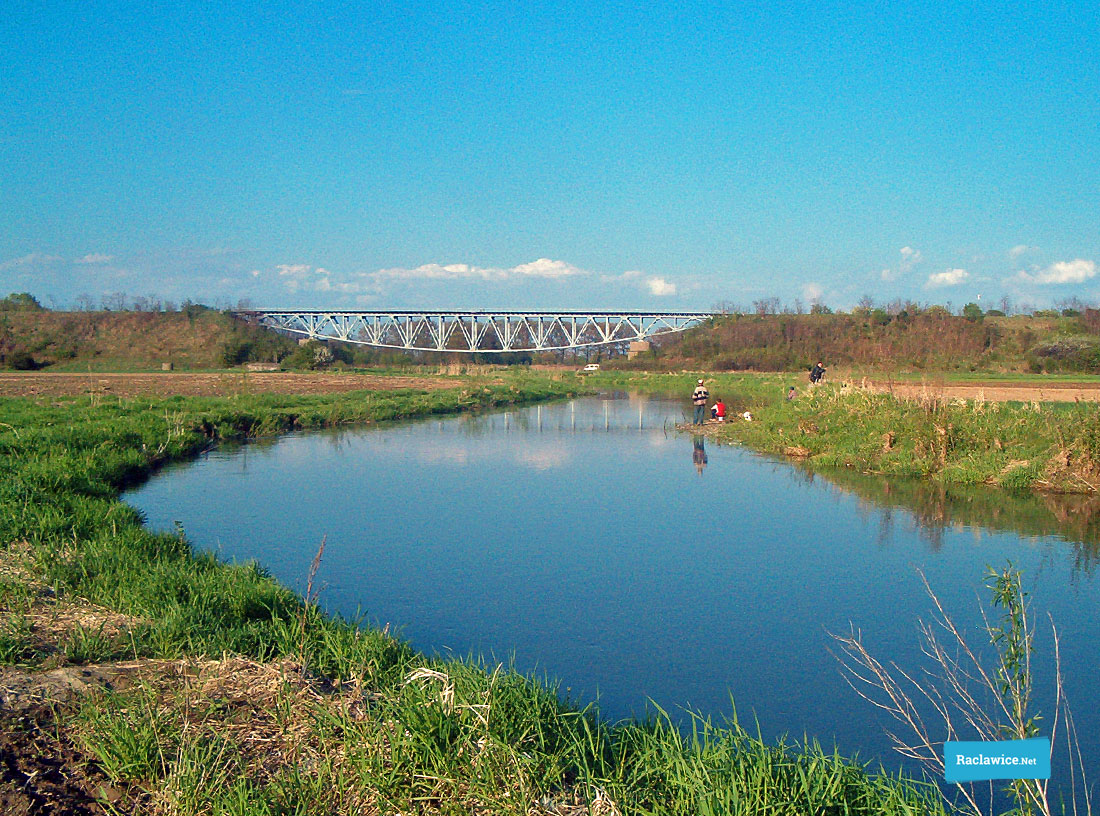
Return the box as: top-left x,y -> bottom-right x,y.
0,372 -> 464,398
866,379 -> 1100,402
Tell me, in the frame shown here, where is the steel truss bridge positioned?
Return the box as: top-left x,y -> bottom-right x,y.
234,310 -> 712,353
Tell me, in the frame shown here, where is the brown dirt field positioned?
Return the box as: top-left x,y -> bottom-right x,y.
0,372 -> 462,399
867,380 -> 1100,402
1,705 -> 118,816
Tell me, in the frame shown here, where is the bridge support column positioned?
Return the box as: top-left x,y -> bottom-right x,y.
627,340 -> 651,359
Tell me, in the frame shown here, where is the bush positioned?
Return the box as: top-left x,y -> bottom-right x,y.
1,348 -> 40,370
220,339 -> 254,367
0,292 -> 44,311
961,303 -> 983,322
1027,336 -> 1100,373
283,341 -> 336,370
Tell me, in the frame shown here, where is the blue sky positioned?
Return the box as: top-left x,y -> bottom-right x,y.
2,1 -> 1098,311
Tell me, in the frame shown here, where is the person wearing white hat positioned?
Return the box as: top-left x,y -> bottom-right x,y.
691,379 -> 709,425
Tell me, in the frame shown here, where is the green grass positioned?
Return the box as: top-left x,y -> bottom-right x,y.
68,677 -> 947,815
586,370 -> 1100,493
0,371 -> 951,814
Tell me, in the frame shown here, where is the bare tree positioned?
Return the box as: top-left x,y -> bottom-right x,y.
1055,296 -> 1088,314
999,294 -> 1013,315
856,294 -> 875,313
101,291 -> 127,311
753,296 -> 781,316
73,293 -> 97,311
793,298 -> 805,315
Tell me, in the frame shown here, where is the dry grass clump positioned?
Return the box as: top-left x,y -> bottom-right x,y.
65,656 -> 616,816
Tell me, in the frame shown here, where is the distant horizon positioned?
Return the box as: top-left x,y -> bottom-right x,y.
5,288 -> 1094,318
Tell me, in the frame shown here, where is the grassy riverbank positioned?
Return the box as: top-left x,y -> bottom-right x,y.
593,371 -> 1100,494
0,373 -> 948,814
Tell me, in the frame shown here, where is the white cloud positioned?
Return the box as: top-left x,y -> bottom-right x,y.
74,253 -> 113,264
1009,244 -> 1038,260
272,264 -> 329,293
253,258 -> 677,301
646,277 -> 676,296
0,253 -> 63,271
802,282 -> 824,301
880,246 -> 923,282
1017,258 -> 1096,285
510,258 -> 583,279
277,264 -> 313,277
926,268 -> 969,288
372,258 -> 585,282
602,268 -> 677,296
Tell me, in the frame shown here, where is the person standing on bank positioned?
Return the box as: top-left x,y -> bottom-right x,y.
691,379 -> 709,425
809,360 -> 827,384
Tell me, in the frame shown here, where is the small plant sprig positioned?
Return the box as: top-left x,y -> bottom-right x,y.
297,534 -> 327,672
834,565 -> 1092,816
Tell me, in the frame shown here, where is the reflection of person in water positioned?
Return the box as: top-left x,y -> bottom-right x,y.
692,435 -> 708,475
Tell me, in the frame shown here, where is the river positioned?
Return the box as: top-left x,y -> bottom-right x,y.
124,392 -> 1099,784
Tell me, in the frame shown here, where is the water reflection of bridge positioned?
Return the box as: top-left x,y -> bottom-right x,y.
233,310 -> 711,352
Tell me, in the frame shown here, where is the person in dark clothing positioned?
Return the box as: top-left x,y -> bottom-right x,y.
809,361 -> 827,384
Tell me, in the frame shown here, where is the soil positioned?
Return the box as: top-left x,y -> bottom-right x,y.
0,372 -> 462,399
866,379 -> 1100,402
0,704 -> 121,816
4,371 -> 1096,403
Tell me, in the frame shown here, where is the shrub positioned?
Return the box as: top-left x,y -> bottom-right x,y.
220,339 -> 254,367
2,348 -> 40,370
283,341 -> 336,370
962,302 -> 983,322
0,292 -> 44,311
1028,336 -> 1100,373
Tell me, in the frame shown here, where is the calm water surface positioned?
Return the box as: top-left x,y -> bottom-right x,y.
126,394 -> 1099,778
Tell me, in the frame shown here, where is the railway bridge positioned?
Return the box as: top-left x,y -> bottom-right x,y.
233,310 -> 712,353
